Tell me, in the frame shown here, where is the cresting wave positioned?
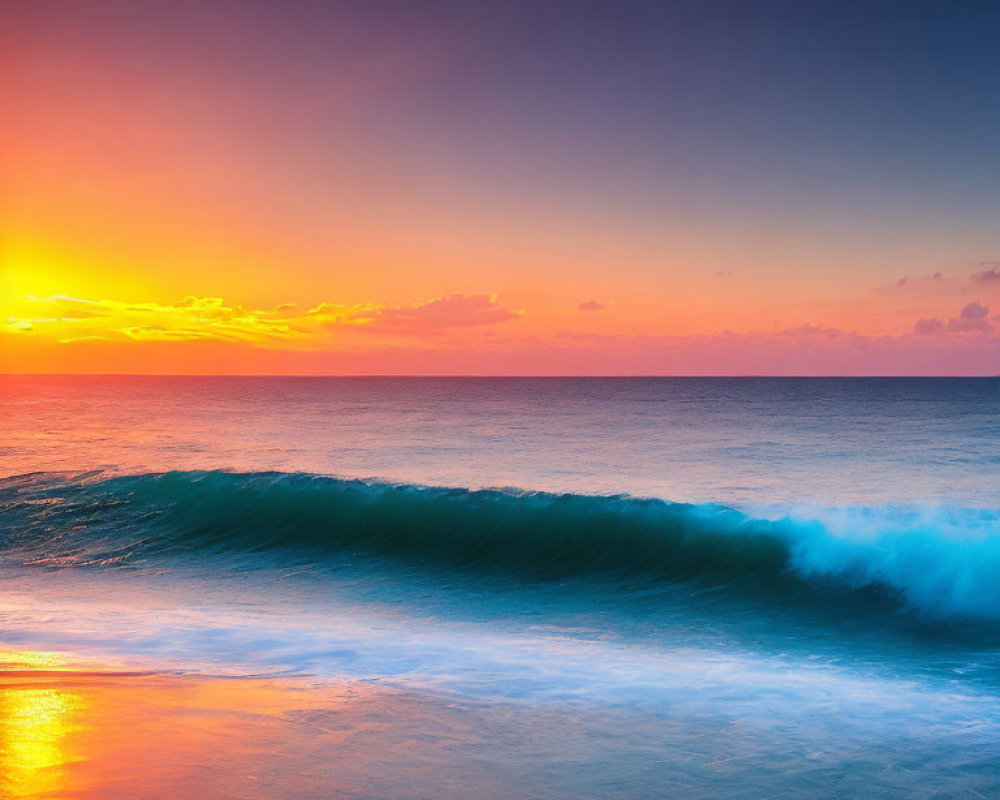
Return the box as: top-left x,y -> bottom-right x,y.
2,470 -> 1000,624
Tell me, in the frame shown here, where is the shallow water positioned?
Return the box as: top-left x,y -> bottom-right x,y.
1,376 -> 998,798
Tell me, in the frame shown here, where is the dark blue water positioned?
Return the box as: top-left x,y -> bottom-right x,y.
1,376 -> 998,797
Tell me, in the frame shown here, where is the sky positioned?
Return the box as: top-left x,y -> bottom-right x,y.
2,0 -> 998,375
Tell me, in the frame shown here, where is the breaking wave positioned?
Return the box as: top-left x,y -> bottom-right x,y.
2,470 -> 1000,626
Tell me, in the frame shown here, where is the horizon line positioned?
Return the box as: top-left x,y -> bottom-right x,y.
3,372 -> 998,379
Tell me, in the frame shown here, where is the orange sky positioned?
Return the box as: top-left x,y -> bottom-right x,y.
2,1 -> 998,375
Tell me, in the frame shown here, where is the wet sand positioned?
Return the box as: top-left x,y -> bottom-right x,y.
2,649 -> 659,800
0,656 -> 505,800
3,645 -> 1000,799
0,647 -> 796,800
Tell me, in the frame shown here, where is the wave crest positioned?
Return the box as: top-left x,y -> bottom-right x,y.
2,470 -> 999,623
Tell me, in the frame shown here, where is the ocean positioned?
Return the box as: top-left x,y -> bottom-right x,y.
1,375 -> 999,798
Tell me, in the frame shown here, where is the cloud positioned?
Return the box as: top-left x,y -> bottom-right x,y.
4,292 -> 518,348
959,301 -> 990,320
947,320 -> 990,334
7,306 -> 999,376
913,318 -> 944,336
972,267 -> 1000,285
506,324 -> 998,376
577,300 -> 607,312
372,293 -> 520,332
947,301 -> 991,332
873,271 -> 957,297
914,301 -> 993,335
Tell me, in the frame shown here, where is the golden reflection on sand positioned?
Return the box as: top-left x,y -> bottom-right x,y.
0,646 -> 532,800
0,647 -> 363,800
0,650 -> 86,799
0,686 -> 85,798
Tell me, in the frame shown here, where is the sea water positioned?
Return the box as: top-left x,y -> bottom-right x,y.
1,375 -> 998,798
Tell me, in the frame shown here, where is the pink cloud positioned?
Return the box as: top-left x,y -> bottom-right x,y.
913,318 -> 944,336
947,301 -> 992,333
371,294 -> 521,332
959,301 -> 990,320
350,328 -> 998,376
972,266 -> 1000,285
10,320 -> 998,376
577,300 -> 607,312
912,302 -> 994,336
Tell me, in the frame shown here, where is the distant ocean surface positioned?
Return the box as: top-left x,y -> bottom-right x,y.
2,375 -> 999,798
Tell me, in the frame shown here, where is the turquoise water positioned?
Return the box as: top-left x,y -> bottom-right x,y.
1,376 -> 999,797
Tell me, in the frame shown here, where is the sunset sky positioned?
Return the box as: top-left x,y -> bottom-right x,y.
3,0 -> 998,374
